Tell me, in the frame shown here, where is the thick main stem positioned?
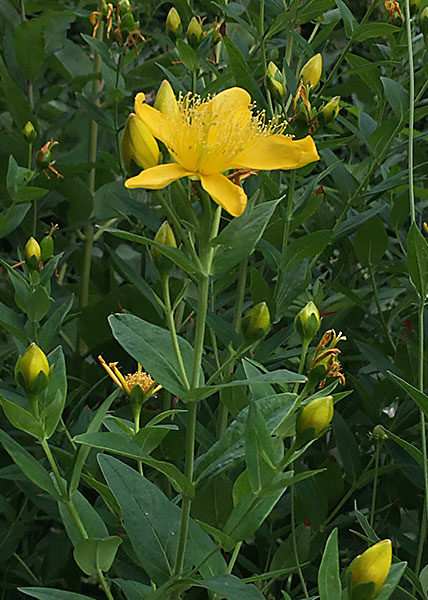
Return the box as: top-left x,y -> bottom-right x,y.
172,207 -> 222,591
404,0 -> 415,224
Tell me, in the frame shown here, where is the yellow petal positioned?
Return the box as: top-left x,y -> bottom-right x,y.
125,163 -> 193,189
200,172 -> 247,217
232,134 -> 319,170
134,92 -> 172,146
210,86 -> 252,114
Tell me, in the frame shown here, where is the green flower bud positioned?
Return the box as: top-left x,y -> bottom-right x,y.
23,121 -> 37,144
121,113 -> 160,172
347,540 -> 392,600
24,237 -> 41,270
154,80 -> 179,118
241,302 -> 271,342
371,425 -> 389,440
300,53 -> 322,88
296,396 -> 333,440
266,61 -> 285,100
166,7 -> 182,37
321,96 -> 340,123
420,7 -> 428,35
187,16 -> 203,47
154,221 -> 177,274
294,301 -> 320,342
15,343 -> 52,395
40,235 -> 54,261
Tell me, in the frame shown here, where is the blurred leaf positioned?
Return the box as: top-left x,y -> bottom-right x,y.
353,216 -> 388,267
381,77 -> 409,120
407,223 -> 428,300
13,19 -> 46,79
319,528 -> 342,600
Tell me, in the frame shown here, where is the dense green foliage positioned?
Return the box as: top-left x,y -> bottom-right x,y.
1,0 -> 428,599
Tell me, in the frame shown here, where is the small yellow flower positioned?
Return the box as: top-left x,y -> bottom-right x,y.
125,87 -> 319,217
166,7 -> 181,35
297,396 -> 333,438
16,343 -> 52,394
348,539 -> 392,598
300,54 -> 322,88
24,237 -> 41,269
98,355 -> 162,397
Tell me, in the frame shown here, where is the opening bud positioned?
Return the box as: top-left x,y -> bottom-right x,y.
296,395 -> 333,441
24,237 -> 41,270
294,301 -> 320,343
321,96 -> 340,123
23,121 -> 37,144
300,53 -> 322,88
187,16 -> 203,47
15,343 -> 52,395
347,539 -> 392,600
241,302 -> 271,342
121,113 -> 160,173
267,61 -> 286,100
166,7 -> 182,37
154,80 -> 179,118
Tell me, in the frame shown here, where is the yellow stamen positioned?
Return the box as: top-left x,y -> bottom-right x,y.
110,362 -> 131,395
98,355 -> 125,390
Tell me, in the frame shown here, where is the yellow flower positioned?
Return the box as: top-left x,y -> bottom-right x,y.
125,87 -> 319,217
98,355 -> 162,397
349,539 -> 392,597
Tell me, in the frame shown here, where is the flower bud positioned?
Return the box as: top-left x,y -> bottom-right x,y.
294,301 -> 320,343
300,53 -> 322,88
23,121 -> 37,144
24,237 -> 41,270
241,302 -> 271,342
40,236 -> 54,261
187,16 -> 203,47
154,80 -> 179,118
153,221 -> 177,259
321,96 -> 340,123
266,61 -> 285,100
15,343 -> 52,395
420,7 -> 428,36
296,396 -> 333,439
166,7 -> 182,37
121,113 -> 160,172
348,540 -> 392,600
372,424 -> 388,440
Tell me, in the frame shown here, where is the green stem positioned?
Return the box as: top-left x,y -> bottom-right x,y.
281,170 -> 296,256
172,206 -> 222,589
291,478 -> 308,597
292,339 -> 309,394
133,407 -> 144,476
259,0 -> 274,116
114,52 -> 125,178
404,0 -> 415,224
162,275 -> 190,390
13,552 -> 40,584
78,18 -> 103,352
97,569 -> 115,600
369,441 -> 381,527
227,541 -> 242,574
60,417 -> 77,451
368,263 -> 396,354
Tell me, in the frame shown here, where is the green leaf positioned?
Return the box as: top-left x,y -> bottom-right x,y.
381,77 -> 409,120
389,371 -> 428,420
38,295 -> 74,351
74,535 -> 122,576
98,455 -> 226,584
0,396 -> 42,439
0,54 -> 33,128
375,562 -> 407,600
335,0 -> 358,38
332,412 -> 361,482
59,487 -> 108,547
109,313 -> 195,398
27,286 -> 50,322
197,574 -> 264,600
213,200 -> 279,275
74,432 -> 194,498
280,231 -> 333,271
275,261 -> 308,322
319,528 -> 342,600
352,23 -> 400,42
0,428 -> 61,500
113,579 -> 152,600
245,402 -> 276,493
353,216 -> 388,266
407,223 -> 428,300
176,40 -> 199,71
297,0 -> 335,23
68,391 -> 119,496
19,589 -> 95,600
15,186 -> 48,204
222,36 -> 267,109
13,19 -> 46,79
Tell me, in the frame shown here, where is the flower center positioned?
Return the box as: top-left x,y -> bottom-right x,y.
125,371 -> 158,394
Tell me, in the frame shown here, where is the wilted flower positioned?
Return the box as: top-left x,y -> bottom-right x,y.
309,329 -> 346,388
36,139 -> 63,180
125,87 -> 319,217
